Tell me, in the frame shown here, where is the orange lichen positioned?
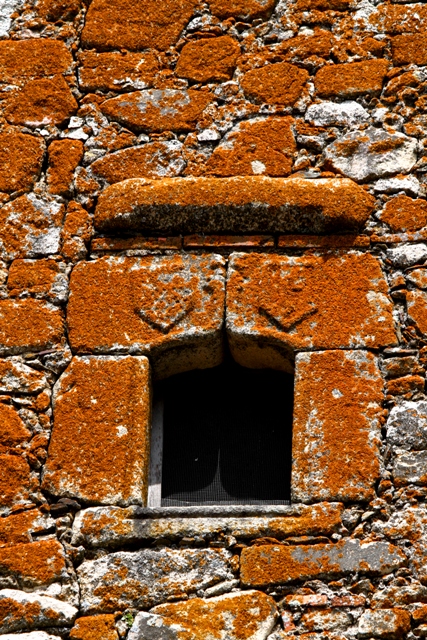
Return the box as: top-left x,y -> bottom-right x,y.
392,34 -> 427,66
386,375 -> 425,397
0,509 -> 49,548
0,131 -> 45,194
0,39 -> 73,83
70,615 -> 119,640
0,300 -> 64,354
4,76 -> 78,127
0,455 -> 32,510
380,195 -> 427,233
314,59 -> 389,98
0,403 -> 30,449
78,51 -> 159,92
407,291 -> 427,335
242,62 -> 308,106
7,259 -> 61,299
0,539 -> 65,587
370,4 -> 427,35
208,0 -> 276,19
176,36 -> 240,83
47,139 -> 84,196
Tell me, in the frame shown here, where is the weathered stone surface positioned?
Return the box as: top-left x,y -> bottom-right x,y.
47,139 -> 84,197
292,350 -> 383,503
71,503 -> 343,548
81,0 -> 198,51
208,0 -> 276,19
8,259 -> 68,304
0,132 -> 45,194
305,101 -> 369,127
226,253 -> 396,371
386,373 -> 423,398
0,455 -> 33,515
314,60 -> 389,99
371,4 -> 427,35
91,142 -> 185,185
77,548 -> 232,614
0,403 -> 30,450
392,33 -> 427,66
242,62 -> 308,106
358,609 -> 411,639
379,195 -> 427,233
407,291 -> 427,335
299,609 -> 351,633
371,581 -> 427,608
78,51 -> 159,92
42,356 -> 151,507
60,201 -> 93,263
407,269 -> 427,290
206,117 -> 295,177
0,300 -> 64,356
0,634 -> 62,640
0,39 -> 73,84
0,589 -> 77,634
324,127 -> 418,182
0,194 -> 64,260
386,401 -> 427,450
0,539 -> 66,589
67,255 -> 226,378
176,36 -> 240,83
70,615 -> 118,640
388,244 -> 427,269
0,359 -> 47,394
129,591 -> 277,640
0,509 -> 55,548
94,177 -> 375,234
240,539 -> 406,587
100,89 -> 213,133
393,450 -> 427,486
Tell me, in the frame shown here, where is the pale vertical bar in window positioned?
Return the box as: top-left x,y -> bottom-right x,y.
147,398 -> 163,507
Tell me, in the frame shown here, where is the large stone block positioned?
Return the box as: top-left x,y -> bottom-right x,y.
67,255 -> 226,377
94,177 -> 375,235
0,589 -> 77,634
42,356 -> 151,507
292,350 -> 384,503
0,131 -> 45,194
77,548 -> 233,613
0,539 -> 66,589
226,253 -> 396,371
0,509 -> 55,548
0,300 -> 64,356
314,59 -> 389,99
240,539 -> 406,588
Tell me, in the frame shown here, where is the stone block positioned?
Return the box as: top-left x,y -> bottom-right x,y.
227,253 -> 395,371
240,539 -> 406,587
77,548 -> 233,613
0,39 -> 73,84
0,300 -> 64,356
407,291 -> 427,335
208,0 -> 276,19
0,131 -> 45,194
0,455 -> 34,515
66,255 -> 226,378
0,359 -> 47,394
176,36 -> 240,83
8,260 -> 68,304
241,62 -> 308,106
393,451 -> 427,486
371,4 -> 427,34
0,633 -> 62,640
70,615 -> 118,640
386,401 -> 427,450
392,33 -> 427,66
379,195 -> 427,233
0,509 -> 55,548
0,403 -> 30,450
129,591 -> 277,640
358,609 -> 411,639
0,589 -> 77,634
386,375 -> 424,397
299,609 -> 351,633
314,60 -> 389,98
42,356 -> 151,507
0,194 -> 64,260
94,177 -> 375,235
0,539 -> 66,589
292,351 -> 383,502
407,269 -> 427,290
78,51 -> 159,92
47,140 -> 84,197
100,89 -> 213,133
81,0 -> 198,51
71,503 -> 343,548
305,101 -> 369,127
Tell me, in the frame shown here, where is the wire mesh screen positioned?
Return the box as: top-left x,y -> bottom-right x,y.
160,359 -> 294,506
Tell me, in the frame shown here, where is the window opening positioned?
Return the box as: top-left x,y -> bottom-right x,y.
149,357 -> 294,507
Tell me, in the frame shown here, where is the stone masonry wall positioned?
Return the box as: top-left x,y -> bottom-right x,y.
3,1 -> 427,639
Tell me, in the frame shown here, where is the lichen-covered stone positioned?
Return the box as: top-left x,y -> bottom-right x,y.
94,177 -> 375,234
78,51 -> 159,92
0,509 -> 55,548
129,591 -> 277,640
0,300 -> 64,356
66,255 -> 226,377
0,359 -> 47,394
407,269 -> 427,290
407,291 -> 427,336
47,139 -> 84,197
176,36 -> 240,83
393,451 -> 427,486
70,615 -> 118,640
240,539 -> 406,588
77,548 -> 232,613
0,456 -> 34,515
0,39 -> 73,83
358,609 -> 411,639
0,539 -> 66,589
226,253 -> 396,371
392,33 -> 427,66
208,0 -> 276,19
0,403 -> 30,451
241,62 -> 308,106
379,195 -> 427,233
8,259 -> 68,304
0,132 -> 45,194
0,589 -> 77,634
314,60 -> 389,98
42,356 -> 151,507
292,350 -> 383,503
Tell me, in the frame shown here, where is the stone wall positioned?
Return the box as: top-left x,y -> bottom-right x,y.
1,1 -> 427,639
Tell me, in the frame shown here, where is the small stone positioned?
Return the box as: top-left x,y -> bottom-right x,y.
176,36 -> 240,83
0,539 -> 66,589
0,589 -> 77,634
305,101 -> 369,127
0,455 -> 33,515
0,633 -> 62,640
47,139 -> 84,197
388,243 -> 427,268
78,51 -> 159,92
0,131 -> 45,194
393,450 -> 427,486
0,403 -> 30,449
208,0 -> 276,19
0,300 -> 64,356
324,127 -> 417,182
407,291 -> 427,335
407,269 -> 427,290
8,259 -> 68,304
380,195 -> 427,233
358,609 -> 411,639
300,609 -> 352,633
381,356 -> 420,378
386,375 -> 425,397
70,615 -> 119,640
242,62 -> 308,106
0,509 -> 55,548
314,59 -> 389,99
372,175 -> 421,196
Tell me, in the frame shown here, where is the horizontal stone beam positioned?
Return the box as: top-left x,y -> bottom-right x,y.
94,176 -> 375,234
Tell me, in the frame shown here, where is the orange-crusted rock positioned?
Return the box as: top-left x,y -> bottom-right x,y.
93,176 -> 375,234
0,194 -> 64,260
0,539 -> 66,588
78,51 -> 159,92
386,375 -> 425,397
66,255 -> 226,377
0,403 -> 30,449
292,350 -> 383,502
226,253 -> 396,371
0,509 -> 55,548
176,36 -> 240,83
0,132 -> 45,194
0,300 -> 64,356
81,0 -> 198,51
0,39 -> 73,84
130,591 -> 278,640
206,117 -> 295,177
100,89 -> 213,133
91,141 -> 185,184
380,195 -> 427,233
279,29 -> 333,62
208,0 -> 276,19
0,360 -> 47,394
314,59 -> 389,98
61,201 -> 93,262
240,539 -> 405,588
47,139 -> 84,196
407,291 -> 427,336
242,62 -> 308,106
358,609 -> 411,639
7,259 -> 68,303
0,455 -> 33,514
42,356 -> 151,507
392,33 -> 427,66
294,0 -> 354,8
34,0 -> 82,22
70,614 -> 119,640
370,3 -> 427,35
0,589 -> 77,634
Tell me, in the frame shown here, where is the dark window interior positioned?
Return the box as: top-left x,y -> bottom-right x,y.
159,358 -> 294,506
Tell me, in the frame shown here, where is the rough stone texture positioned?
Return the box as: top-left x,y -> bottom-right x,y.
227,253 -> 396,370
70,615 -> 118,640
0,509 -> 55,548
392,33 -> 427,66
407,291 -> 427,336
176,37 -> 240,83
94,177 -> 375,234
8,259 -> 68,304
71,503 -> 343,548
129,591 -> 277,640
388,243 -> 427,269
66,255 -> 226,377
0,539 -> 66,589
241,539 -> 405,588
292,350 -> 384,503
47,140 -> 84,197
324,127 -> 418,182
0,132 -> 45,194
4,77 -> 77,128
358,609 -> 411,639
380,195 -> 427,233
0,456 -> 34,515
0,360 -> 47,394
42,356 -> 151,506
241,62 -> 308,106
0,634 -> 62,640
77,548 -> 232,614
0,589 -> 77,634
393,450 -> 427,486
386,401 -> 427,450
314,60 -> 389,99
407,269 -> 427,290
305,101 -> 369,127
78,51 -> 159,92
208,0 -> 276,19
0,300 -> 63,356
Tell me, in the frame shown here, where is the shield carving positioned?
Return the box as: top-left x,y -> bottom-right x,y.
136,284 -> 195,334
